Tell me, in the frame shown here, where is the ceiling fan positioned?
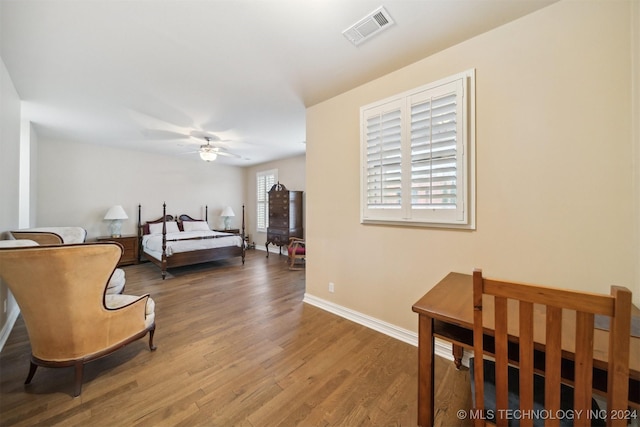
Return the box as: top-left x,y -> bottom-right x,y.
129,110 -> 250,162
198,137 -> 241,162
136,119 -> 246,162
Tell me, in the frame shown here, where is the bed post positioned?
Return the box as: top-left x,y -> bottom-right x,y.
241,204 -> 246,264
137,204 -> 142,263
205,205 -> 208,225
161,202 -> 167,280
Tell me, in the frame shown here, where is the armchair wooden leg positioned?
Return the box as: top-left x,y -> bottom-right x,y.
73,362 -> 84,397
24,361 -> 38,384
149,326 -> 157,351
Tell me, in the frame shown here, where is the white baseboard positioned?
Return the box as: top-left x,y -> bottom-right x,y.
302,293 -> 470,367
303,293 -> 417,345
0,306 -> 20,352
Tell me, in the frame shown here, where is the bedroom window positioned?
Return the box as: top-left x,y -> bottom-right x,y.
257,169 -> 277,232
360,69 -> 475,229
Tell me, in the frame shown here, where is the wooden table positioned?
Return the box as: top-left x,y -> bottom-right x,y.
412,272 -> 640,427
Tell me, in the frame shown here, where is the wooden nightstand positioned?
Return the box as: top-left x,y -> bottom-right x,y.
96,235 -> 139,266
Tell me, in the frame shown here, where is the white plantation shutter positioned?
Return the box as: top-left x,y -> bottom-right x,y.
257,169 -> 277,231
409,79 -> 465,222
364,101 -> 403,215
360,70 -> 474,228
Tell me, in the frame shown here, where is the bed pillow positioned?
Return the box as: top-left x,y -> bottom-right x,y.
182,221 -> 210,232
148,223 -> 161,235
166,222 -> 180,233
149,221 -> 180,234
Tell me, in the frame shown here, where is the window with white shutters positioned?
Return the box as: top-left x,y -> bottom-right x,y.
360,70 -> 475,229
257,169 -> 277,232
365,100 -> 403,213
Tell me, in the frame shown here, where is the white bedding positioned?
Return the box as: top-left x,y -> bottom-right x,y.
142,230 -> 242,260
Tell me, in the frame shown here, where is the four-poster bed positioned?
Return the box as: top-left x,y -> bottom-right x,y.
138,204 -> 245,279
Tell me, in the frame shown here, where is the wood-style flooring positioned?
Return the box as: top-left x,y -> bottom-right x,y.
0,250 -> 472,426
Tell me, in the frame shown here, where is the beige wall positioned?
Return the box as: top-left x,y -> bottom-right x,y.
0,57 -> 22,334
0,58 -> 20,235
37,139 -> 246,239
306,0 -> 639,332
244,154 -> 306,249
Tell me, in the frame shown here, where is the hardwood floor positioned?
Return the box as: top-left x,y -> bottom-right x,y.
0,250 -> 472,426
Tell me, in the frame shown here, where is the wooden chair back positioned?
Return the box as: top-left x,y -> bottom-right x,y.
472,268 -> 632,427
10,231 -> 63,245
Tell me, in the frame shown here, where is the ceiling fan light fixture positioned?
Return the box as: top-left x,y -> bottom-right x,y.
199,145 -> 218,162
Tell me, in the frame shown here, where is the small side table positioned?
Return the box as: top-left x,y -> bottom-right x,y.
96,235 -> 139,266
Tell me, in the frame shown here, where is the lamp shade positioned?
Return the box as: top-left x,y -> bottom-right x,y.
220,206 -> 235,217
104,205 -> 128,220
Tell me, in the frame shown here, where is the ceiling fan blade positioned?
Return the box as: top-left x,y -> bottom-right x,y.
127,109 -> 196,133
142,129 -> 191,140
214,150 -> 241,158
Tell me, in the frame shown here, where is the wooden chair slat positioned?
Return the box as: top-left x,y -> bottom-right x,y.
519,301 -> 534,427
544,305 -> 562,427
574,311 -> 594,427
494,296 -> 509,427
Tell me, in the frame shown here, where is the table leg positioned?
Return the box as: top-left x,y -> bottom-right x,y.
418,314 -> 435,427
452,344 -> 463,369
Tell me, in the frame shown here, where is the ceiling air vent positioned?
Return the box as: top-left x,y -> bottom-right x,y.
342,6 -> 394,47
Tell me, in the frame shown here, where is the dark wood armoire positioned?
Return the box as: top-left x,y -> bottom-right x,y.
265,182 -> 303,256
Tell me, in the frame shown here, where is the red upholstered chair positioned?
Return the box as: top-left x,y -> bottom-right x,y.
287,237 -> 305,270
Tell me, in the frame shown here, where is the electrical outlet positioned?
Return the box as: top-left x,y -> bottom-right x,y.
329,282 -> 335,293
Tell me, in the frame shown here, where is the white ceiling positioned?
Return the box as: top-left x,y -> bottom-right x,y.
1,0 -> 556,166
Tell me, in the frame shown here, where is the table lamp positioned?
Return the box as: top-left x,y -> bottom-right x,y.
104,205 -> 128,237
220,206 -> 235,230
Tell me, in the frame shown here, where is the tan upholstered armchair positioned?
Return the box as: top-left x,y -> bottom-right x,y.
0,242 -> 156,396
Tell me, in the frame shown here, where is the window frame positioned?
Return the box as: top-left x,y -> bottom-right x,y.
360,69 -> 476,229
256,169 -> 278,232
